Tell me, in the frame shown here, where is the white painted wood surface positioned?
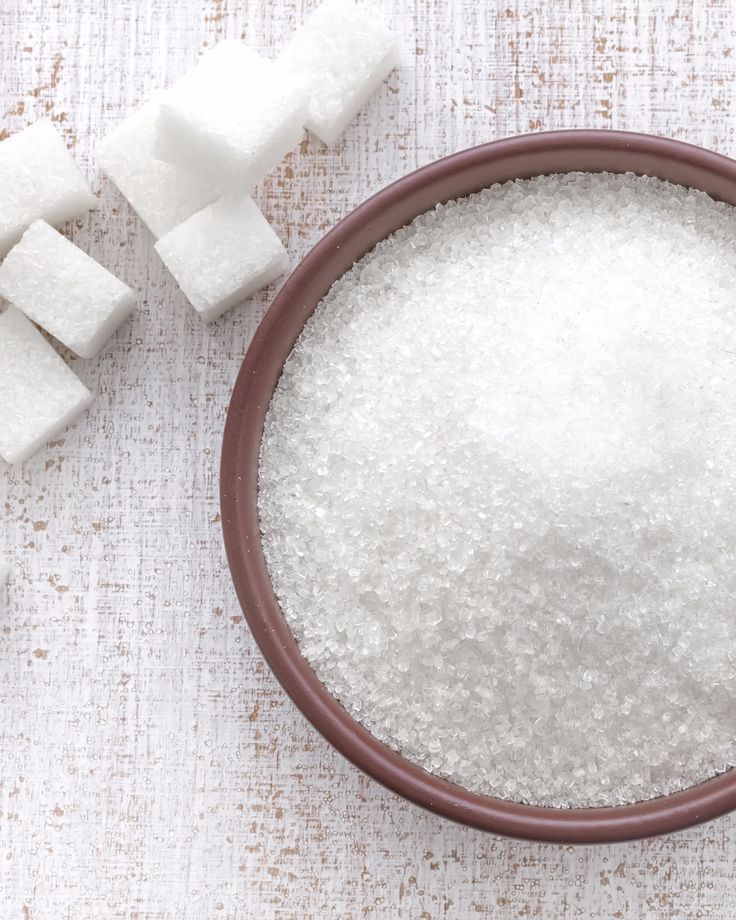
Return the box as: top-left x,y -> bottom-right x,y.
2,1 -> 736,916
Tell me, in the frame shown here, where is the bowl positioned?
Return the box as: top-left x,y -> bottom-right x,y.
221,129 -> 736,843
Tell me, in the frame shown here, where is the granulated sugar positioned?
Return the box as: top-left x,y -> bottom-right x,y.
258,172 -> 736,807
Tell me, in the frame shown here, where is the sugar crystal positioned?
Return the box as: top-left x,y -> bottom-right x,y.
259,172 -> 736,807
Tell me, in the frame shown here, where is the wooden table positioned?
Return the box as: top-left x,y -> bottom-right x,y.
2,1 -> 736,916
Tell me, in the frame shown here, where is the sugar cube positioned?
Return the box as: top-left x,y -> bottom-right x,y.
0,307 -> 93,464
279,0 -> 399,144
154,196 -> 289,322
97,98 -> 221,239
154,41 -> 306,193
0,121 -> 96,257
0,221 -> 136,359
0,560 -> 10,592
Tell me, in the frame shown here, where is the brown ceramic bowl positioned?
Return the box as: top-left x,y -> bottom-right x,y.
221,129 -> 736,844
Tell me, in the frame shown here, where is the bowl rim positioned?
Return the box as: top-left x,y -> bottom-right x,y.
221,128 -> 736,844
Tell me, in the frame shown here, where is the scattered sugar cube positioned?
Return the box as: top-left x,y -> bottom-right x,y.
155,41 -> 306,193
154,196 -> 289,322
0,221 -> 136,359
279,0 -> 399,144
0,306 -> 93,464
97,98 -> 221,239
0,121 -> 96,258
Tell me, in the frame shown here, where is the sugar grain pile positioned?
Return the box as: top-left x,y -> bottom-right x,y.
259,173 -> 736,807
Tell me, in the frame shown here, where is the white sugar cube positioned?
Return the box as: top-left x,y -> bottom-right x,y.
154,196 -> 289,322
0,221 -> 136,359
155,41 -> 306,193
97,98 -> 221,239
279,0 -> 399,144
0,121 -> 96,257
0,307 -> 93,464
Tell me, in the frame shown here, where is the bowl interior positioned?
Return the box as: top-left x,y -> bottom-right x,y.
221,130 -> 736,843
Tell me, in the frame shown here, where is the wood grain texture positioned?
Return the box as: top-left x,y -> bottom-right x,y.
2,0 -> 736,917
